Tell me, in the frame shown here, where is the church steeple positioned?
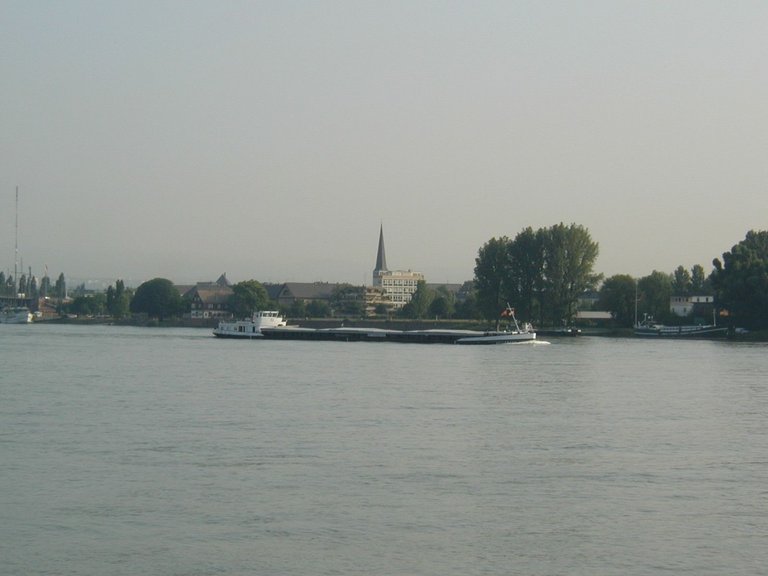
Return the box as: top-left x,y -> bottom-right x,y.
373,224 -> 388,284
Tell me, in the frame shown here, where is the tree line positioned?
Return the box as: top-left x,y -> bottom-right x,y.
473,223 -> 602,328
597,267 -> 711,328
473,224 -> 768,331
0,271 -> 67,300
14,227 -> 768,331
597,231 -> 768,330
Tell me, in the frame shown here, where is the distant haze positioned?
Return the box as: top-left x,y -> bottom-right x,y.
2,2 -> 766,287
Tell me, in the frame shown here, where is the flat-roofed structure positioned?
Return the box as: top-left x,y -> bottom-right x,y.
371,225 -> 424,308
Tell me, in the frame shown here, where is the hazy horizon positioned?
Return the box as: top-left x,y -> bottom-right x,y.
2,2 -> 766,287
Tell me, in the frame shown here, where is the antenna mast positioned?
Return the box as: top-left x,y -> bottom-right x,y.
15,186 -> 19,292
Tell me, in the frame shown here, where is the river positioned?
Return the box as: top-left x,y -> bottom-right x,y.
1,324 -> 766,575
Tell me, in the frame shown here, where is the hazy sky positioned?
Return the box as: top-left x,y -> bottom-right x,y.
2,1 -> 766,287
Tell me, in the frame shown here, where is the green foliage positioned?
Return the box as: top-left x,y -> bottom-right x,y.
307,300 -> 331,318
330,284 -> 365,317
428,296 -> 451,319
286,299 -> 307,318
710,230 -> 768,330
428,286 -> 455,319
508,227 -> 545,323
106,279 -> 130,318
540,223 -> 602,325
39,275 -> 52,298
0,272 -> 17,297
637,270 -> 673,323
130,278 -> 184,320
473,223 -> 600,327
454,292 -> 480,319
55,273 -> 66,299
690,264 -> 708,294
229,280 -> 271,319
670,264 -> 711,297
598,274 -> 636,327
374,303 -> 389,316
401,281 -> 434,319
671,265 -> 692,296
474,236 -> 512,323
66,293 -> 107,316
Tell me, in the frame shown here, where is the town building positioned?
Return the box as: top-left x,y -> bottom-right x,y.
670,295 -> 714,318
371,225 -> 424,308
184,274 -> 233,319
272,282 -> 340,308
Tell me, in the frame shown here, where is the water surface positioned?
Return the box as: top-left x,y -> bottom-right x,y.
1,324 -> 766,575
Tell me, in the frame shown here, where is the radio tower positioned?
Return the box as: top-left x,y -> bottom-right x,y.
15,186 -> 19,295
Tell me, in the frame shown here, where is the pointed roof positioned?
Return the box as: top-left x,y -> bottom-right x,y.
374,224 -> 388,274
216,273 -> 230,287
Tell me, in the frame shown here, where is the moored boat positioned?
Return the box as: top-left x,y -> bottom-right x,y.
634,321 -> 727,338
213,310 -> 287,339
0,306 -> 33,324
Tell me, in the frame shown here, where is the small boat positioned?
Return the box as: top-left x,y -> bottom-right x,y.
213,310 -> 287,339
455,306 -> 536,344
557,326 -> 581,336
539,324 -> 582,337
0,306 -> 33,324
455,330 -> 536,344
634,319 -> 727,338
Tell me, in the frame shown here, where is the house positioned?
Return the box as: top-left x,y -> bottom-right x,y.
273,282 -> 342,308
670,295 -> 715,320
575,310 -> 613,327
184,274 -> 233,319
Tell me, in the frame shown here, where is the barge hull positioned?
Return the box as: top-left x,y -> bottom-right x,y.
260,326 -> 535,345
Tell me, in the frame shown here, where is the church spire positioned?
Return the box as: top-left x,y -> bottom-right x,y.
373,224 -> 388,284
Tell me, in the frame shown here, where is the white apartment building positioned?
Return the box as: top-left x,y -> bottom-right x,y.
670,295 -> 714,317
376,270 -> 425,306
371,225 -> 424,308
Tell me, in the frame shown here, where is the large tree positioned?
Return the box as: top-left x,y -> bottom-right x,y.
39,275 -> 52,298
690,264 -> 709,294
130,278 -> 184,320
598,274 -> 637,327
474,224 -> 600,327
428,285 -> 456,319
67,294 -> 107,317
55,273 -> 66,300
474,236 -> 512,325
508,227 -> 545,323
106,279 -> 130,318
637,271 -> 673,323
671,265 -> 692,296
229,280 -> 271,319
330,284 -> 365,317
402,280 -> 434,319
306,299 -> 331,318
540,223 -> 601,326
711,230 -> 768,330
